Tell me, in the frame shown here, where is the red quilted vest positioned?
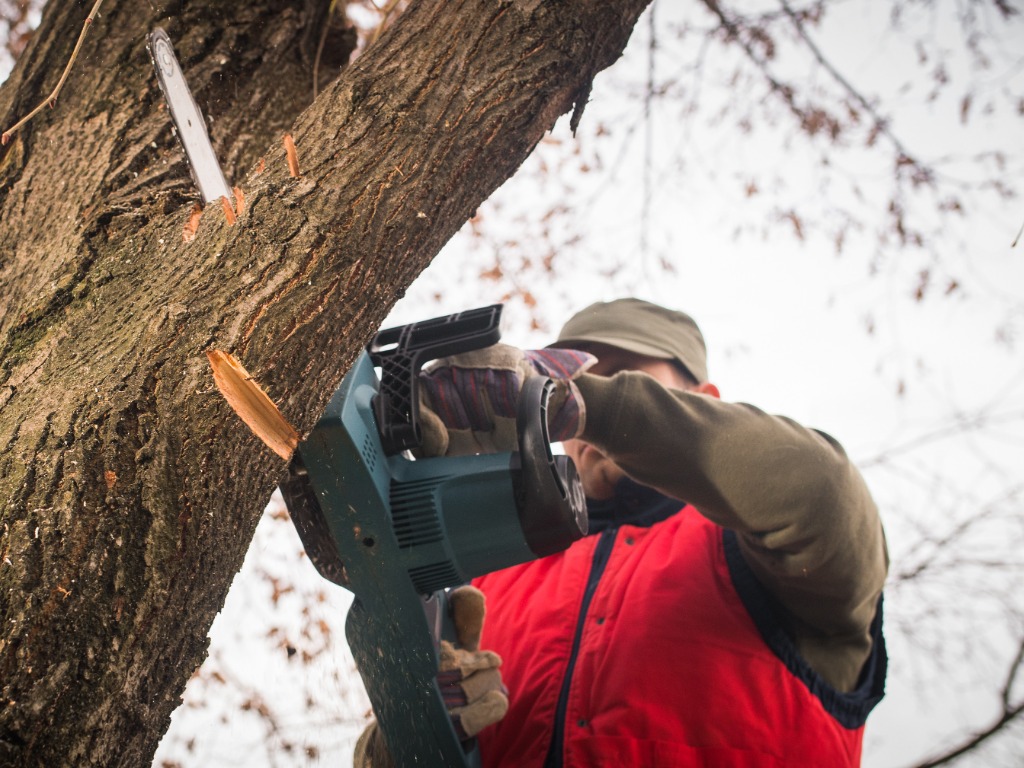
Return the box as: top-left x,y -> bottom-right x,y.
473,505 -> 885,767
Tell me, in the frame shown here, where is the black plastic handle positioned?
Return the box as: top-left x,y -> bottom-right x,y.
369,305 -> 503,455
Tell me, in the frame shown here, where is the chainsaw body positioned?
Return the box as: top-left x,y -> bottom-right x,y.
280,305 -> 588,767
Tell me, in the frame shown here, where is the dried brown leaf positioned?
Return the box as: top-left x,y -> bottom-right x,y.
782,210 -> 804,241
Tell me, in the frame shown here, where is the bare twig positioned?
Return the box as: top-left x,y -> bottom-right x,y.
639,1 -> 656,259
1,0 -> 105,146
860,407 -> 1024,470
1012,217 -> 1023,247
700,1 -> 828,130
370,0 -> 403,45
1004,640 -> 1024,710
313,0 -> 343,99
914,637 -> 1024,767
890,484 -> 1023,583
777,0 -> 916,157
698,0 -> 933,183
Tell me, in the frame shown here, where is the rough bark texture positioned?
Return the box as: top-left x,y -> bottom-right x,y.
0,0 -> 650,764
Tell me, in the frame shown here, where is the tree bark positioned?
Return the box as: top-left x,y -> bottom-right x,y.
0,0 -> 650,764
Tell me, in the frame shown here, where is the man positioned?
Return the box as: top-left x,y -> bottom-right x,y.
359,297 -> 888,766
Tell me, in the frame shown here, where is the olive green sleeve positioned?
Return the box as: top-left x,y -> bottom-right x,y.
575,371 -> 888,691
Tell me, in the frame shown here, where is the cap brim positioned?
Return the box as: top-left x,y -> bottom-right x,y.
550,334 -> 674,361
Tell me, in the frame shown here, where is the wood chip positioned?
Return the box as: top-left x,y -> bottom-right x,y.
182,203 -> 203,243
233,186 -> 246,217
220,196 -> 236,226
206,350 -> 299,461
284,133 -> 301,177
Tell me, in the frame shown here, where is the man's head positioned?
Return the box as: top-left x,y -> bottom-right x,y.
552,298 -> 718,500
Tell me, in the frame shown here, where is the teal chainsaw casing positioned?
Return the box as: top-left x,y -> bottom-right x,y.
280,305 -> 588,767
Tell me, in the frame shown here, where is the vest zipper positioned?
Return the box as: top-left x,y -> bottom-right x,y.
543,526 -> 618,768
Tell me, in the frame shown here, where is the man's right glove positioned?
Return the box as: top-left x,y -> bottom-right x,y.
417,343 -> 596,457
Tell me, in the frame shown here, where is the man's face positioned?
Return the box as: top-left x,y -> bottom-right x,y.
562,343 -> 701,500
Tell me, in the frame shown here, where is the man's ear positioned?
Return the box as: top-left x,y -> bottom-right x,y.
694,381 -> 721,399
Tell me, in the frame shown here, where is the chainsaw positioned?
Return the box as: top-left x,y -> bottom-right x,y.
279,304 -> 588,767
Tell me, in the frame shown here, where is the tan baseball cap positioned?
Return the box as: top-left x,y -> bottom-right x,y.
552,298 -> 708,383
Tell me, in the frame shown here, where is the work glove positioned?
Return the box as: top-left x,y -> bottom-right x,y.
417,344 -> 596,457
438,585 -> 509,740
352,586 -> 508,768
352,721 -> 391,768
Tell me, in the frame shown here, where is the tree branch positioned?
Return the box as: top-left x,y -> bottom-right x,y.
1,0 -> 103,144
776,0 -> 928,179
698,0 -> 935,185
914,637 -> 1024,767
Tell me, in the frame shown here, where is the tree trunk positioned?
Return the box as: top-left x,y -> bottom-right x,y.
0,0 -> 650,764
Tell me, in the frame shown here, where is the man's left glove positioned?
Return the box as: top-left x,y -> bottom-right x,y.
352,586 -> 508,768
417,343 -> 596,456
438,585 -> 509,740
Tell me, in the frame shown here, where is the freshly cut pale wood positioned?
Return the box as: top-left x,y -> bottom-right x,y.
206,350 -> 299,460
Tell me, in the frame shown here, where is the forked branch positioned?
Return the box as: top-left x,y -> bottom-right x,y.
1,0 -> 105,146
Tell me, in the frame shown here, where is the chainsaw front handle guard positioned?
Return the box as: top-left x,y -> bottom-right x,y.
369,304 -> 502,455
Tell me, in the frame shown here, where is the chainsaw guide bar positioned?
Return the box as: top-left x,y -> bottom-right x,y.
148,28 -> 233,204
